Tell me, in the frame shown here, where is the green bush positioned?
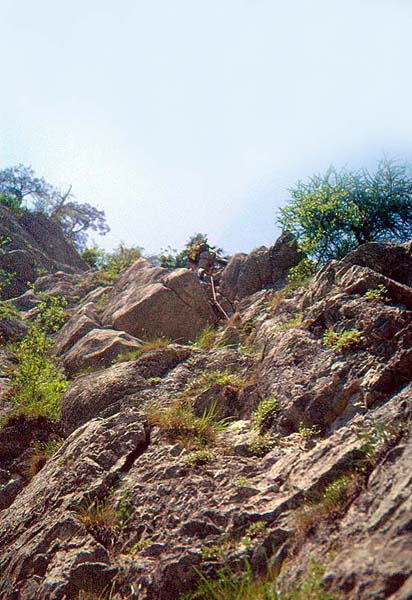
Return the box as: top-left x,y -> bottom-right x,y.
364,284 -> 387,304
323,328 -> 362,352
287,258 -> 317,290
252,395 -> 279,431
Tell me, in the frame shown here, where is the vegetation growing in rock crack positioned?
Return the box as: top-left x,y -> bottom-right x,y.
252,395 -> 279,431
364,283 -> 388,304
146,399 -> 230,449
23,438 -> 64,479
115,336 -> 172,363
322,328 -> 363,352
184,369 -> 248,396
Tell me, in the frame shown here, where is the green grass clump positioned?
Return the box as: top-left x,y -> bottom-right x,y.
280,559 -> 338,600
273,313 -> 303,333
185,369 -> 247,396
252,395 -> 279,431
192,325 -> 219,350
322,328 -> 362,352
146,400 -> 229,450
23,438 -> 64,478
115,337 -> 172,363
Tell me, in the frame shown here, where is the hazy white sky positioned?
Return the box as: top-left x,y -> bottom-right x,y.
1,0 -> 412,255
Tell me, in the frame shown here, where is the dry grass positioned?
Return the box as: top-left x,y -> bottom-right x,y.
115,337 -> 172,363
23,438 -> 64,479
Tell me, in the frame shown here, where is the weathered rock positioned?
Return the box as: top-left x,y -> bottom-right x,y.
102,259 -> 217,342
53,313 -> 100,356
61,346 -> 191,434
219,232 -> 301,301
0,207 -> 87,299
61,328 -> 142,376
0,411 -> 149,600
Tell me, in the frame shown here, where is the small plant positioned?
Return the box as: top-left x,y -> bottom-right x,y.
364,283 -> 388,304
115,337 -> 172,363
298,421 -> 321,441
34,294 -> 68,333
95,292 -> 109,312
75,498 -> 118,548
357,419 -> 399,464
185,448 -> 216,467
192,325 -> 219,350
247,433 -> 277,457
279,558 -> 338,600
234,476 -> 251,487
323,328 -> 363,352
115,493 -> 134,531
287,258 -> 317,290
147,376 -> 162,385
128,536 -> 154,554
0,301 -> 22,321
274,313 -> 303,333
242,521 -> 266,548
146,400 -> 230,449
185,369 -> 247,397
252,395 -> 279,431
23,438 -> 64,479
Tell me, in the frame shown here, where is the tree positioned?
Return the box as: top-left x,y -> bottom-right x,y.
0,164 -> 109,249
156,233 -> 225,269
279,159 -> 412,263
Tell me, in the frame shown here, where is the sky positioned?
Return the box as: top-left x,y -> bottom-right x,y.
1,0 -> 412,256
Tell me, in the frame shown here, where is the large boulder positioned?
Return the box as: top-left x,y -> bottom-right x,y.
0,207 -> 87,299
101,259 -> 217,342
61,328 -> 142,376
219,233 -> 301,302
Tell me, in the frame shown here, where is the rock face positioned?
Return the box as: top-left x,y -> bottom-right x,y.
101,259 -> 217,342
219,232 -> 301,301
0,207 -> 87,299
1,239 -> 412,600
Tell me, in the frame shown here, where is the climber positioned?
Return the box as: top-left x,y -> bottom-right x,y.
188,242 -> 227,280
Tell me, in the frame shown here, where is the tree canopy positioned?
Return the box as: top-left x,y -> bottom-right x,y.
0,164 -> 109,249
279,159 -> 412,263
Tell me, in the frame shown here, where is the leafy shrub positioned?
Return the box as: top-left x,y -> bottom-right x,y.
8,296 -> 69,418
364,284 -> 387,304
298,421 -> 321,440
287,258 -> 317,290
323,328 -> 363,352
185,448 -> 216,467
252,395 -> 279,431
247,433 -> 277,457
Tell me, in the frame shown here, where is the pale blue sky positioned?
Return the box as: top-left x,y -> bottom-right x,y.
1,0 -> 412,255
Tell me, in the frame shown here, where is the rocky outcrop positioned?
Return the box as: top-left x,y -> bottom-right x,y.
0,207 -> 87,299
1,239 -> 412,599
219,232 -> 301,301
101,259 -> 217,342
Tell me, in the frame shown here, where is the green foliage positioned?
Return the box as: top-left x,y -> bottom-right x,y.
185,369 -> 247,396
0,301 -> 21,321
279,159 -> 412,263
364,283 -> 388,304
80,244 -> 107,268
274,313 -> 303,333
103,242 -> 143,275
252,395 -> 279,431
0,236 -> 15,294
280,559 -> 339,600
287,258 -> 317,289
0,164 -> 109,249
155,232 -> 225,269
9,296 -> 69,418
323,328 -> 363,352
297,421 -> 321,440
247,433 -> 277,456
192,325 -> 219,350
115,337 -> 171,363
357,419 -> 399,463
185,448 -> 216,467
146,400 -> 230,449
0,192 -> 25,214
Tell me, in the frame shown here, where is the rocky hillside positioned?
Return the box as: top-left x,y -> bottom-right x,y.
0,206 -> 87,299
0,233 -> 411,600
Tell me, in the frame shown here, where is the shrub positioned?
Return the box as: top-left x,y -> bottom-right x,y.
252,395 -> 279,431
322,328 -> 362,352
287,258 -> 317,290
0,301 -> 22,321
247,433 -> 277,457
364,284 -> 387,304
